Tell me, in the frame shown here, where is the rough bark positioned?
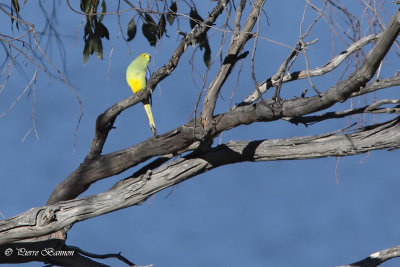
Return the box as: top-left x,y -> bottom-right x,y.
1,117 -> 399,245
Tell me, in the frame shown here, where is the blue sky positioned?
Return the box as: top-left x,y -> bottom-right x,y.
1,1 -> 400,266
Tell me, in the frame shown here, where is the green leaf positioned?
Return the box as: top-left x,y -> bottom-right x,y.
97,22 -> 109,39
189,8 -> 203,30
142,23 -> 157,46
144,14 -> 157,27
90,37 -> 97,55
83,20 -> 92,38
11,0 -> 20,15
157,15 -> 166,39
94,38 -> 103,60
142,14 -> 158,46
127,18 -> 137,41
10,0 -> 20,30
201,40 -> 211,68
83,38 -> 91,64
80,0 -> 91,13
99,0 -> 106,22
166,2 -> 177,25
80,0 -> 99,14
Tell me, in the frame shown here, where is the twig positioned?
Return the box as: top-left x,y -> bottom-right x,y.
241,33 -> 381,105
68,245 -> 152,267
287,100 -> 400,126
250,7 -> 261,92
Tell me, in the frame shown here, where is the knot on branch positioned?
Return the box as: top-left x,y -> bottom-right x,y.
38,207 -> 60,227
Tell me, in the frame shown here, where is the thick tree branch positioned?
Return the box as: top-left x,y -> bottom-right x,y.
2,117 -> 400,244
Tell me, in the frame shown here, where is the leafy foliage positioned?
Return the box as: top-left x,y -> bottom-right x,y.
78,0 -> 209,66
10,0 -> 20,29
127,18 -> 137,41
141,14 -> 158,46
189,8 -> 203,30
81,0 -> 110,63
157,14 -> 166,39
189,8 -> 211,68
166,2 -> 177,25
139,14 -> 167,46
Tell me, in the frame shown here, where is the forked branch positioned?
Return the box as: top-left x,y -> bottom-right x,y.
1,117 -> 400,244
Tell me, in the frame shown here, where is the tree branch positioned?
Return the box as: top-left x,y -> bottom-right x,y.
350,75 -> 400,97
338,245 -> 400,267
241,33 -> 382,105
2,117 -> 400,244
0,239 -> 118,266
288,99 -> 400,125
201,0 -> 266,131
214,9 -> 400,134
234,0 -> 247,33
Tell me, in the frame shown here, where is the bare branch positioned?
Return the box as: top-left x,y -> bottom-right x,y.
201,0 -> 266,131
68,245 -> 151,267
337,245 -> 400,267
2,118 -> 400,244
351,75 -> 400,97
0,239 -> 143,266
288,100 -> 400,125
234,0 -> 247,33
242,33 -> 382,105
216,9 -> 400,132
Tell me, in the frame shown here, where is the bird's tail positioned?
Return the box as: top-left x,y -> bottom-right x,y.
142,98 -> 157,136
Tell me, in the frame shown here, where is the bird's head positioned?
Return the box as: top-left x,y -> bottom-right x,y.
128,52 -> 151,71
140,53 -> 151,62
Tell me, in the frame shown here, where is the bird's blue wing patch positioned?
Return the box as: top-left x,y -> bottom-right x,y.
146,68 -> 152,105
146,69 -> 150,82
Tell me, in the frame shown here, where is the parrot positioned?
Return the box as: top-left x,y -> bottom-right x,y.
126,53 -> 157,136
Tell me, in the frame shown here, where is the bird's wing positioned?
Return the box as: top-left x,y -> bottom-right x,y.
146,68 -> 150,82
146,68 -> 152,106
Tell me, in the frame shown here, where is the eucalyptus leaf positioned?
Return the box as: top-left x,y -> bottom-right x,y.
189,8 -> 203,30
95,38 -> 103,59
127,18 -> 137,41
166,2 -> 177,25
97,22 -> 109,39
99,0 -> 106,22
142,15 -> 158,46
142,23 -> 157,46
157,15 -> 166,39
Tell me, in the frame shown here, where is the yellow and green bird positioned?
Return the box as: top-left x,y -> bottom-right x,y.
126,53 -> 157,136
